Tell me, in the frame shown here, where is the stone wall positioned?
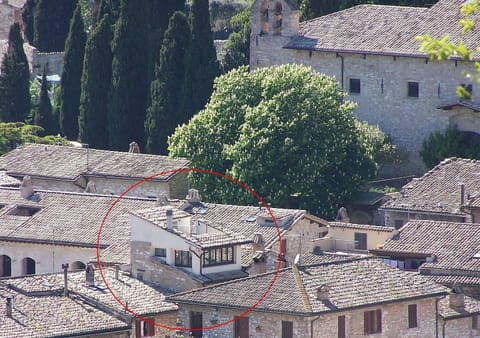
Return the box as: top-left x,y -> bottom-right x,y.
0,2 -> 15,41
250,0 -> 480,176
381,209 -> 465,228
24,44 -> 64,77
441,315 -> 480,338
175,297 -> 439,337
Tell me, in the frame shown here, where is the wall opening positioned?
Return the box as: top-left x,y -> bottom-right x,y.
0,255 -> 11,277
21,257 -> 36,275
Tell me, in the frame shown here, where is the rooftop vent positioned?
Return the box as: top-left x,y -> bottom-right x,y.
449,285 -> 465,311
316,284 -> 329,301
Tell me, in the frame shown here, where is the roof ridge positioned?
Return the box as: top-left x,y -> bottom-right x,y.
292,265 -> 312,313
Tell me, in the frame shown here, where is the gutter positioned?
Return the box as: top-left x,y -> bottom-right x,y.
336,52 -> 344,89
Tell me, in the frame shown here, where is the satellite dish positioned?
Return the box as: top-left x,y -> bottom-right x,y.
294,254 -> 300,265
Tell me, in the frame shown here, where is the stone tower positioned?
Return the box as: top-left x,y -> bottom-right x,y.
250,0 -> 299,70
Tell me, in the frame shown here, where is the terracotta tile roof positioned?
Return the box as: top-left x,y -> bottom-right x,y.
380,158 -> 480,216
167,258 -> 447,315
0,187 -> 157,248
426,274 -> 480,286
438,295 -> 480,319
329,222 -> 395,232
0,143 -> 190,181
0,285 -> 129,337
0,171 -> 20,187
2,268 -> 177,317
375,220 -> 480,275
300,252 -> 369,266
286,0 -> 480,59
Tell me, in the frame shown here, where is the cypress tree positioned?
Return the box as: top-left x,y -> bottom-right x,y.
33,0 -> 77,52
34,70 -> 54,135
107,0 -> 149,150
183,0 -> 219,118
22,0 -> 38,45
78,14 -> 112,149
145,12 -> 190,154
60,3 -> 86,140
0,23 -> 30,122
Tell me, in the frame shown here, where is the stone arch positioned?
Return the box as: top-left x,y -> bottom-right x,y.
71,261 -> 86,270
260,0 -> 269,34
274,1 -> 283,34
0,255 -> 11,277
21,257 -> 36,275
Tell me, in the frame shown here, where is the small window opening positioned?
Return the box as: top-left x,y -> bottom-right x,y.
7,205 -> 41,216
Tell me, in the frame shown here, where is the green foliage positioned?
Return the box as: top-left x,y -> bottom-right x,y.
420,127 -> 480,169
78,14 -> 112,149
33,0 -> 78,52
169,65 -> 391,218
145,12 -> 190,155
22,0 -> 38,45
220,7 -> 251,73
355,120 -> 398,167
60,3 -> 87,140
210,0 -> 247,39
0,23 -> 30,123
107,0 -> 149,150
34,71 -> 54,135
0,122 -> 68,155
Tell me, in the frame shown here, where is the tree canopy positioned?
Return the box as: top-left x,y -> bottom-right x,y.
169,65 -> 394,218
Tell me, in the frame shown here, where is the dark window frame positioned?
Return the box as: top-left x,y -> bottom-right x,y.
203,246 -> 234,267
408,304 -> 418,328
394,219 -> 404,230
349,78 -> 361,94
338,315 -> 346,338
354,232 -> 367,250
175,250 -> 192,267
154,247 -> 167,257
282,320 -> 293,338
460,83 -> 473,100
407,81 -> 419,97
364,309 -> 382,334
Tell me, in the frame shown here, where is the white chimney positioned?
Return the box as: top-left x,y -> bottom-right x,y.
166,207 -> 174,230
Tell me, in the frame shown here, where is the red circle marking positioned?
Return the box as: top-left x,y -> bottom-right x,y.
96,168 -> 284,332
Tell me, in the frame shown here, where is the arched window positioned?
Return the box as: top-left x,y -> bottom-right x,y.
21,257 -> 35,275
274,1 -> 283,34
0,255 -> 11,277
71,261 -> 86,270
260,0 -> 269,34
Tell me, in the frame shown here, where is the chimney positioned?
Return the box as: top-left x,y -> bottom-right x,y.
128,141 -> 140,153
252,232 -> 265,252
186,189 -> 200,203
84,181 -> 97,193
5,297 -> 12,318
166,207 -> 174,230
115,265 -> 119,280
156,193 -> 169,206
62,263 -> 69,296
86,264 -> 95,287
316,284 -> 329,301
20,175 -> 34,199
460,183 -> 465,206
449,288 -> 465,311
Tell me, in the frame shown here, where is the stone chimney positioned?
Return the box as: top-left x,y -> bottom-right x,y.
156,193 -> 169,206
86,264 -> 95,287
335,207 -> 350,223
84,181 -> 97,193
5,297 -> 12,318
449,290 -> 465,311
316,284 -> 329,301
128,141 -> 140,153
166,207 -> 174,230
20,175 -> 34,199
252,232 -> 265,253
62,263 -> 69,296
186,189 -> 200,203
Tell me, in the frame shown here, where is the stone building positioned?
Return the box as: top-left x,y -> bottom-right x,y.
167,257 -> 477,338
0,143 -> 190,199
371,220 -> 480,298
0,267 -> 178,337
0,0 -> 24,40
380,157 -> 480,228
250,0 -> 480,176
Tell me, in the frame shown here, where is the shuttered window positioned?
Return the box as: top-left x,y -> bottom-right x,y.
338,315 -> 346,338
408,304 -> 418,328
364,309 -> 382,334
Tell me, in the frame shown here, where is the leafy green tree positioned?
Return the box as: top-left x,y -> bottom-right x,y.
145,12 -> 190,155
22,0 -> 38,45
0,122 -> 68,155
169,65 -> 392,218
220,7 -> 251,73
78,14 -> 112,149
34,71 -> 54,135
107,0 -> 149,150
182,0 -> 219,118
0,23 -> 30,123
60,3 -> 86,140
33,0 -> 77,52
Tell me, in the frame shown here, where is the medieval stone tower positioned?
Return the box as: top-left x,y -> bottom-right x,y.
250,0 -> 299,70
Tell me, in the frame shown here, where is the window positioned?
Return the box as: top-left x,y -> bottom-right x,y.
282,321 -> 293,338
349,78 -> 361,94
203,246 -> 234,267
408,304 -> 418,328
234,316 -> 249,338
154,248 -> 166,257
394,220 -> 404,230
473,314 -> 478,330
407,81 -> 419,97
274,1 -> 283,33
135,318 -> 155,337
22,257 -> 36,275
190,312 -> 203,338
0,255 -> 12,277
364,309 -> 382,334
175,250 -> 192,267
260,0 -> 269,34
354,233 -> 367,250
7,205 -> 40,216
338,315 -> 346,338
